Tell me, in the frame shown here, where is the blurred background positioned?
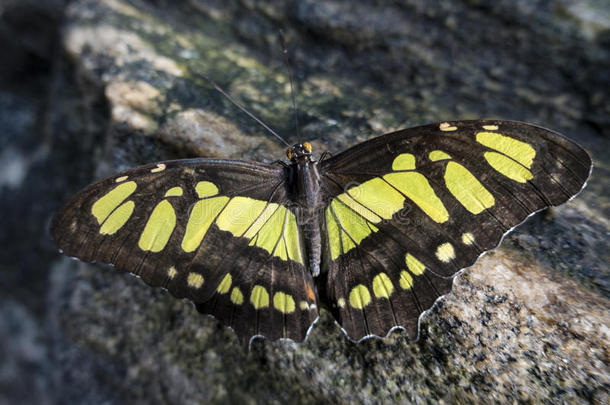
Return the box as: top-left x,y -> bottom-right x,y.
1,0 -> 608,403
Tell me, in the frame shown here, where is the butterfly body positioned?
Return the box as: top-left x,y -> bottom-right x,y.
51,120 -> 591,344
287,142 -> 324,277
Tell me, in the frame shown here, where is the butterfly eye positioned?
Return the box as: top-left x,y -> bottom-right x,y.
286,149 -> 292,159
303,142 -> 312,153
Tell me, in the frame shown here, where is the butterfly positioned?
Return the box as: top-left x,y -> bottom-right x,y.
51,119 -> 591,345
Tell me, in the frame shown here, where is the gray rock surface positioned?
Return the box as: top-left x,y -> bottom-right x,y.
1,0 -> 609,403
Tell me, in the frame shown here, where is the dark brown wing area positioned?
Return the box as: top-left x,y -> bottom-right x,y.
318,120 -> 591,341
51,158 -> 318,344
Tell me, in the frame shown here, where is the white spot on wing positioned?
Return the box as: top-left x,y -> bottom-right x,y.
151,163 -> 166,173
439,122 -> 457,132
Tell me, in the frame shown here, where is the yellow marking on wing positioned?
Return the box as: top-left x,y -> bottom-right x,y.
300,301 -> 309,310
250,285 -> 269,309
326,208 -> 342,260
181,196 -> 229,252
242,203 -> 279,239
195,181 -> 219,198
164,187 -> 183,197
341,229 -> 357,252
372,273 -> 394,298
384,172 -> 449,223
187,273 -> 204,289
399,271 -> 413,289
274,240 -> 288,261
337,298 -> 346,308
283,212 -> 304,263
252,205 -> 286,256
217,273 -> 232,294
115,175 -> 128,183
476,131 -> 536,168
406,254 -> 425,275
444,161 -> 495,214
348,177 -> 405,220
167,266 -> 177,279
138,200 -> 176,252
332,199 -> 373,251
151,163 -> 166,173
484,152 -> 533,183
349,285 -> 371,309
392,153 -> 416,171
429,150 -> 452,161
440,122 -> 457,131
230,287 -> 244,305
216,196 -> 267,236
326,177 -> 407,259
462,232 -> 475,245
214,196 -> 302,263
436,242 -> 455,262
266,209 -> 302,263
91,181 -> 137,224
337,193 -> 382,223
99,200 -> 135,235
482,125 -> 498,130
273,292 -> 296,314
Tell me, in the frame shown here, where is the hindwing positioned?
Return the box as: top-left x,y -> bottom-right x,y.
318,120 -> 591,341
51,159 -> 318,343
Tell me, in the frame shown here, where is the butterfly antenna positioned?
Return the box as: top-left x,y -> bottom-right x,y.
197,72 -> 291,147
278,30 -> 300,142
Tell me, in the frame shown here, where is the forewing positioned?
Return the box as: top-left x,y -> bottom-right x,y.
318,120 -> 591,341
51,158 -> 318,343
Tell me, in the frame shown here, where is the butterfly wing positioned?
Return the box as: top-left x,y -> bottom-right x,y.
51,159 -> 318,343
317,120 -> 591,341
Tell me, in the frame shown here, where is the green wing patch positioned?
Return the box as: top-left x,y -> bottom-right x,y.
319,120 -> 591,341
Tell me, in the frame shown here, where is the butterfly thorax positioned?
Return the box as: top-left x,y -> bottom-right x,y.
287,142 -> 323,278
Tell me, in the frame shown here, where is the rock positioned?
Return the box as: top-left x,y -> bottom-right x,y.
158,108 -> 281,160
2,0 -> 609,403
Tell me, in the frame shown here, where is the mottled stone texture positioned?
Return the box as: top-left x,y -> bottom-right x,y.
1,0 -> 609,403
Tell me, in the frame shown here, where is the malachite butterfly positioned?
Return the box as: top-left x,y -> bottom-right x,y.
52,120 -> 591,344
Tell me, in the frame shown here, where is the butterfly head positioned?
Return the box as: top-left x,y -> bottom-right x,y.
286,142 -> 312,162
